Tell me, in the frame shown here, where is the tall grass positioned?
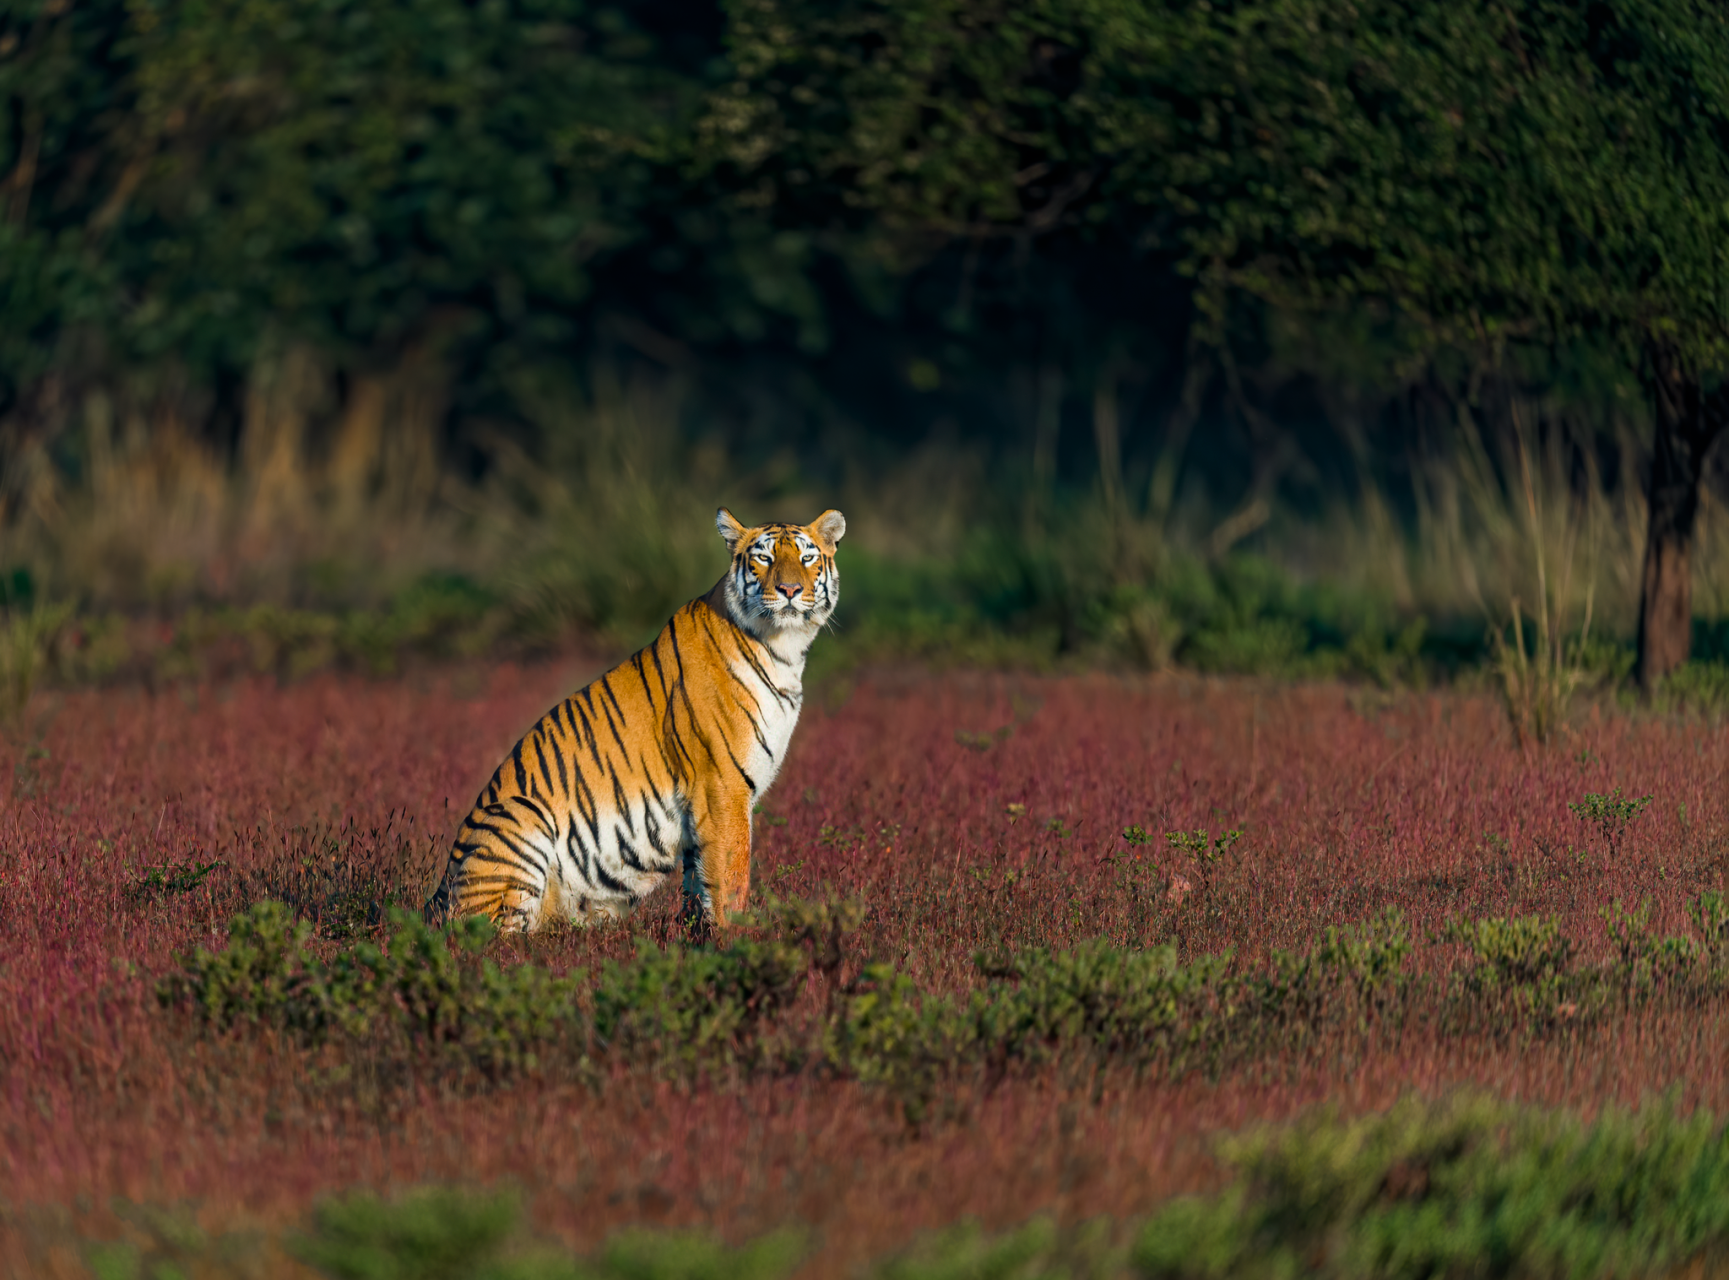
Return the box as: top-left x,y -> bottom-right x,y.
4,367 -> 1728,680
3,342 -> 470,611
1313,404 -> 1729,641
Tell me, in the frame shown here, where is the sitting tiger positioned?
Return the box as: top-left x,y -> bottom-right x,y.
424,506 -> 844,933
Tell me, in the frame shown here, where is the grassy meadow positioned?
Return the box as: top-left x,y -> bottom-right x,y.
4,376 -> 1729,1279
5,652 -> 1729,1276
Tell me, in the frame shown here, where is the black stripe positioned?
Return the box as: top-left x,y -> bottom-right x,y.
460,872 -> 538,892
565,818 -> 596,886
473,846 -> 547,880
590,856 -> 632,896
553,730 -> 570,798
723,621 -> 792,700
594,693 -> 629,760
648,635 -> 671,698
532,735 -> 556,796
508,794 -> 559,841
572,698 -> 605,772
632,650 -> 657,704
612,771 -> 636,833
462,823 -> 546,872
721,735 -> 757,792
718,680 -> 773,755
570,766 -> 602,845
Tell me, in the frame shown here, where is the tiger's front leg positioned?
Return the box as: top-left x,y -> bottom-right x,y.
684,776 -> 755,931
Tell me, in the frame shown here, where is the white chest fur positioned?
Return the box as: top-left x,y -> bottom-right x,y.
732,636 -> 807,803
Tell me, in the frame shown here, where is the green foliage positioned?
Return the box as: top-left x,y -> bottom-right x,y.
1491,594 -> 1588,749
1246,908 -> 1413,1038
1443,914 -> 1575,990
1162,829 -> 1241,865
1600,898 -> 1698,992
1569,788 -> 1654,859
125,858 -> 225,903
825,964 -> 979,1125
2,0 -> 709,379
872,1217 -> 1119,1280
1439,914 -> 1585,1027
79,1096 -> 1729,1279
831,942 -> 1238,1121
1315,908 -> 1411,1006
290,1187 -> 806,1280
157,900 -> 328,1035
721,0 -> 1729,369
9,539 -> 1477,694
83,1200 -> 265,1280
586,1229 -> 807,1280
294,1187 -> 526,1280
0,599 -> 74,720
1689,890 -> 1729,972
158,901 -> 584,1073
979,941 -> 1233,1067
173,581 -> 507,680
1133,1094 -> 1729,1280
1655,660 -> 1729,715
762,891 -> 867,978
157,897 -> 1729,1126
591,937 -> 806,1077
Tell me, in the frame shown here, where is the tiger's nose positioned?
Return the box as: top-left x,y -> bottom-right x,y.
776,583 -> 801,601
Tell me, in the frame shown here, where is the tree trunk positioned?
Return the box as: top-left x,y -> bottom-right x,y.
1636,346 -> 1727,692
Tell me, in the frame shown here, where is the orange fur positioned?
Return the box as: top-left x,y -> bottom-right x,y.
425,507 -> 844,932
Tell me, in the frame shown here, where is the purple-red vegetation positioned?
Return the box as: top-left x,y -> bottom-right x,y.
2,662 -> 1727,1272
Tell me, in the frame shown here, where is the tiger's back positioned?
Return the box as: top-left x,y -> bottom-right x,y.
425,506 -> 843,932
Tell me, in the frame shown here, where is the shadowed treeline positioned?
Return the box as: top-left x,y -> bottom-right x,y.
4,0 -> 1729,693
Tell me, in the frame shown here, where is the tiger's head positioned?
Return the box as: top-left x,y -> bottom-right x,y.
715,507 -> 845,640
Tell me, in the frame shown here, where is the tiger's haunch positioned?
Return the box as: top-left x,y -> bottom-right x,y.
424,507 -> 845,932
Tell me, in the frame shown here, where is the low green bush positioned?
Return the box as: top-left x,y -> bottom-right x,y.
158,902 -> 585,1075
298,1187 -> 807,1280
156,892 -> 1729,1110
79,1094 -> 1729,1279
592,936 -> 807,1078
1133,1094 -> 1729,1280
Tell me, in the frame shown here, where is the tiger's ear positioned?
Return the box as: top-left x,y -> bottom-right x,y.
810,509 -> 846,551
716,507 -> 748,551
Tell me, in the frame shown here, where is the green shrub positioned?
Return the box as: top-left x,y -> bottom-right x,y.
1568,788 -> 1652,860
824,964 -> 979,1124
1442,914 -> 1574,989
583,1228 -> 807,1280
979,941 -> 1232,1068
76,1092 -> 1729,1280
1600,898 -> 1698,993
156,900 -> 333,1035
1689,890 -> 1729,972
1132,1094 -> 1729,1280
1315,907 -> 1411,999
294,1187 -> 527,1280
158,902 -> 585,1074
591,937 -> 806,1077
871,1216 -> 1120,1280
161,898 -> 1729,1114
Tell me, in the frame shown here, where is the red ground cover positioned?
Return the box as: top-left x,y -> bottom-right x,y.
1,663 -> 1726,1273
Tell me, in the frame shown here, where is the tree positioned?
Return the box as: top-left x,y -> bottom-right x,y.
715,0 -> 1729,684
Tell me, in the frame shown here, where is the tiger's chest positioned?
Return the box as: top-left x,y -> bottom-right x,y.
734,667 -> 804,799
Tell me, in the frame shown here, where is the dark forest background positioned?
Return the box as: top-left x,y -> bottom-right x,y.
4,0 -> 1729,703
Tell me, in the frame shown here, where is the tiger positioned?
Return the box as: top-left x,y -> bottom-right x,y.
423,506 -> 845,934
